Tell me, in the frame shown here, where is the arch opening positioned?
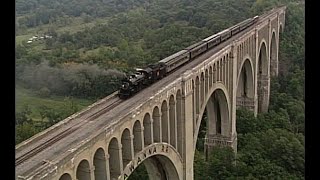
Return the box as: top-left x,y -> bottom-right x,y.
108,138 -> 121,179
223,57 -> 226,84
76,160 -> 91,180
195,76 -> 200,115
205,69 -> 209,97
226,55 -> 229,90
214,97 -> 222,134
121,129 -> 133,168
133,121 -> 143,155
176,90 -> 183,156
126,155 -> 180,180
126,162 -> 149,180
200,73 -> 205,107
143,113 -> 152,146
161,101 -> 169,143
93,148 -> 107,180
209,66 -> 213,89
59,173 -> 72,180
196,88 -> 230,159
169,95 -> 176,148
270,32 -> 278,77
236,59 -> 254,111
258,42 -> 268,76
279,23 -> 283,34
257,42 -> 269,113
153,107 -> 160,143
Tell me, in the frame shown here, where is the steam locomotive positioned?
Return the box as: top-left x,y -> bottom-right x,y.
118,16 -> 259,99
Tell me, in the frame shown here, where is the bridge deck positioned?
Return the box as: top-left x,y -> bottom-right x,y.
15,7 -> 283,179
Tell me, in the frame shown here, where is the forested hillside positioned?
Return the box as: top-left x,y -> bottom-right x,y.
16,0 -> 304,178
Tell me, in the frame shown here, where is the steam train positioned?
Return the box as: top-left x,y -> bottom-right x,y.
118,16 -> 259,99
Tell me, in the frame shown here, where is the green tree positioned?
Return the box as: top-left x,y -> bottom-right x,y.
15,105 -> 32,125
127,163 -> 149,180
16,122 -> 40,144
194,150 -> 208,180
206,147 -> 236,179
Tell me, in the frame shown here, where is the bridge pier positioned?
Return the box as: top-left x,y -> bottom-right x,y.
257,75 -> 270,113
182,77 -> 194,180
204,134 -> 237,159
236,97 -> 255,111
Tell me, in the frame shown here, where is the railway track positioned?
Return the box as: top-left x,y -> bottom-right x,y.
15,126 -> 78,166
15,94 -> 123,167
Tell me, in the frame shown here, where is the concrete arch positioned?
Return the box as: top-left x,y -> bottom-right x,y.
108,137 -> 121,179
205,69 -> 209,97
161,100 -> 169,143
236,58 -> 255,111
237,57 -> 255,99
240,44 -> 243,59
152,106 -> 161,143
169,95 -> 176,148
121,128 -> 132,168
270,31 -> 278,77
257,40 -> 269,113
143,113 -> 152,146
213,63 -> 217,83
237,46 -> 240,57
219,58 -> 222,82
225,55 -> 229,90
59,173 -> 72,180
123,144 -> 182,180
176,90 -> 183,157
76,159 -> 91,180
279,22 -> 283,33
209,66 -> 213,89
217,61 -> 220,81
200,72 -> 205,106
244,41 -> 247,55
258,40 -> 268,76
133,120 -> 143,155
271,29 -> 277,37
195,76 -> 200,114
246,40 -> 248,52
223,56 -> 226,84
207,88 -> 230,135
249,37 -> 251,54
194,83 -> 231,150
143,154 -> 180,180
191,79 -> 195,121
93,148 -> 107,180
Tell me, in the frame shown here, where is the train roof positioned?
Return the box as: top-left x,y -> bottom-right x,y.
136,67 -> 152,73
203,34 -> 219,42
238,18 -> 252,25
184,41 -> 206,50
159,49 -> 188,64
218,29 -> 230,35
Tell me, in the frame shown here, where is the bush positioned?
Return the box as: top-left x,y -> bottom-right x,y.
38,86 -> 51,97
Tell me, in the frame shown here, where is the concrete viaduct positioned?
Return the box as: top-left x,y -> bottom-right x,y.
16,6 -> 286,180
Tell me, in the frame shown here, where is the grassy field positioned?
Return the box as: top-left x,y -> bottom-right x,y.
16,16 -> 110,46
16,86 -> 95,121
